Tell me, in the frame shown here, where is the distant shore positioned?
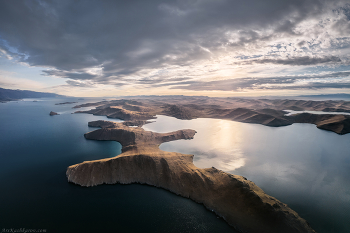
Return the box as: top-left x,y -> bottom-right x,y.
72,96 -> 350,135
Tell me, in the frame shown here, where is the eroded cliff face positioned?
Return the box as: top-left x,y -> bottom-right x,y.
67,120 -> 315,233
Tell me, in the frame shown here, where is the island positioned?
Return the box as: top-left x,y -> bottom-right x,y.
49,111 -> 59,116
67,120 -> 315,233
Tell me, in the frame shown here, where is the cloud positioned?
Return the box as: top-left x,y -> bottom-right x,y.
65,80 -> 94,88
0,71 -> 46,90
0,0 -> 350,92
236,56 -> 342,66
42,70 -> 97,80
169,71 -> 350,91
0,47 -> 12,60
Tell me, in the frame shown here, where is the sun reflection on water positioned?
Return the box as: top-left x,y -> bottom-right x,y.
143,116 -> 246,172
199,119 -> 246,171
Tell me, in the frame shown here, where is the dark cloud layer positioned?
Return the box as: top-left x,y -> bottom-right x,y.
237,56 -> 342,66
0,0 -> 349,91
42,70 -> 97,80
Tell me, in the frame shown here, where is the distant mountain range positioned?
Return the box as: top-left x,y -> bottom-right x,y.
0,87 -> 64,101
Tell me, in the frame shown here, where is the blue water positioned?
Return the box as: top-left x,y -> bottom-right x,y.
0,98 -> 237,233
143,115 -> 350,233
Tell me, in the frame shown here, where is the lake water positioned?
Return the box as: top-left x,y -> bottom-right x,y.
0,98 -> 237,233
143,115 -> 350,233
1,98 -> 349,233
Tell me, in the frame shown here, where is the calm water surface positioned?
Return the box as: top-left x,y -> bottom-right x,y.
0,98 -> 237,233
143,115 -> 350,233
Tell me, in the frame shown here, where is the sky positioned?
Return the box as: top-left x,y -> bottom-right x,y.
0,0 -> 350,97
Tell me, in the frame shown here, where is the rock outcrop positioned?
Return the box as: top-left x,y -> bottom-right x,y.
67,120 -> 315,233
49,111 -> 59,116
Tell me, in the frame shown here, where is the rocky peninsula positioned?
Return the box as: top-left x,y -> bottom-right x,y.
67,120 -> 315,233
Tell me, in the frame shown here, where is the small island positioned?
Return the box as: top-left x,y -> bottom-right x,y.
67,120 -> 315,233
49,111 -> 59,116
